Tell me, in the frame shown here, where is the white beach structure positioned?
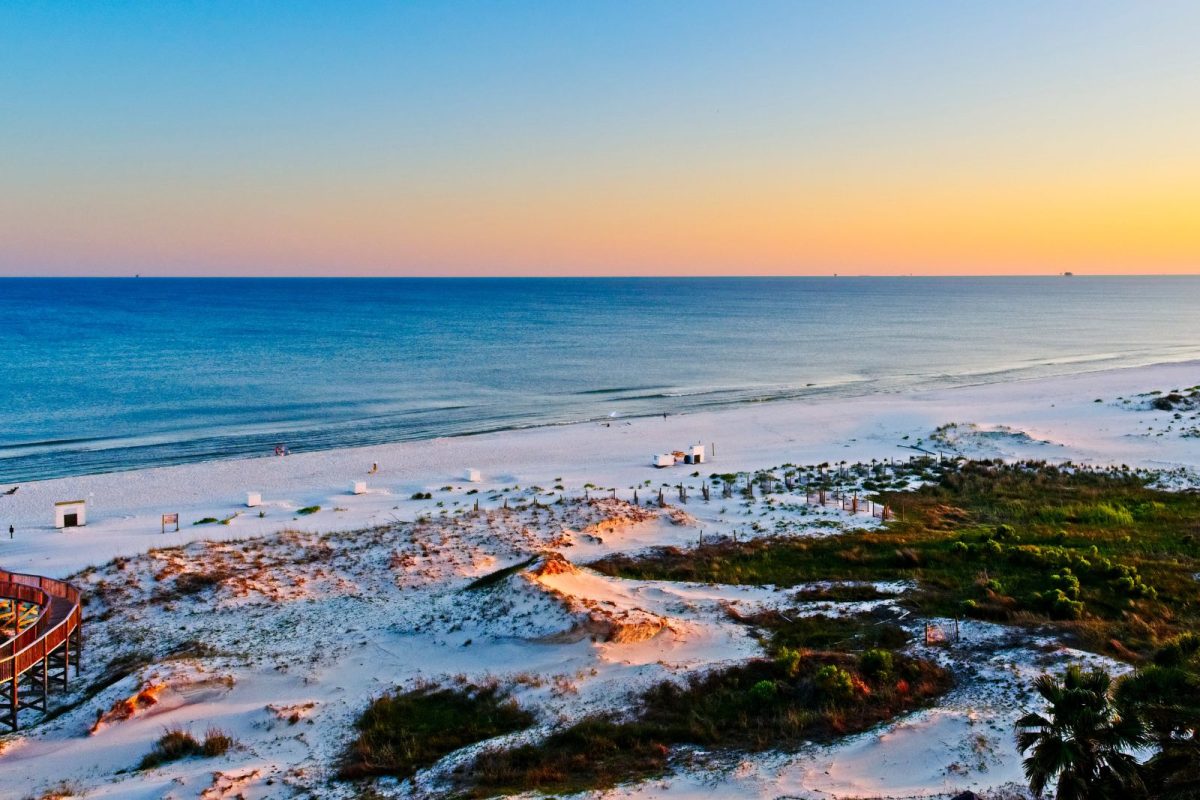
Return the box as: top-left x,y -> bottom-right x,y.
351,480 -> 367,495
686,444 -> 705,464
246,492 -> 262,508
54,500 -> 87,529
464,468 -> 481,483
653,453 -> 676,468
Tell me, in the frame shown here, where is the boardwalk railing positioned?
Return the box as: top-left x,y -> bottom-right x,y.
0,568 -> 83,732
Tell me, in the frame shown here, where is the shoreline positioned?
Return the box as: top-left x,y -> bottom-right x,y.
5,353 -> 1200,487
2,357 -> 1197,579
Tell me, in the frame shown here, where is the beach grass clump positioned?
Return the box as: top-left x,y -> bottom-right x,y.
296,505 -> 320,515
138,727 -> 234,770
339,684 -> 535,781
591,461 -> 1200,661
458,650 -> 949,797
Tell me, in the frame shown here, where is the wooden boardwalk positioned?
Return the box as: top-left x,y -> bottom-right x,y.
0,568 -> 82,732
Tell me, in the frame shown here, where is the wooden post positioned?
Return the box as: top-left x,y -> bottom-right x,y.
41,654 -> 49,710
633,489 -> 639,504
9,672 -> 18,732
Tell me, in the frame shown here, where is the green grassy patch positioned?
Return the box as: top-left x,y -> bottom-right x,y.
592,462 -> 1200,660
296,505 -> 321,515
458,649 -> 950,797
340,684 -> 535,781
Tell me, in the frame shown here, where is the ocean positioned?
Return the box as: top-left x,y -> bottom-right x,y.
2,276 -> 1198,482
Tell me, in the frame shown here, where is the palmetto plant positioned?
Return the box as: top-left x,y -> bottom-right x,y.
1114,635 -> 1200,799
1016,665 -> 1146,799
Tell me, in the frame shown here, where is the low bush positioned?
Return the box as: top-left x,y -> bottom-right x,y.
340,684 -> 534,781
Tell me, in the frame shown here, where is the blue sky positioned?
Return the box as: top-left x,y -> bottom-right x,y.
2,2 -> 1198,275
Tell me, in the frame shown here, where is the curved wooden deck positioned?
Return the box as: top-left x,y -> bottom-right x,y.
0,568 -> 82,732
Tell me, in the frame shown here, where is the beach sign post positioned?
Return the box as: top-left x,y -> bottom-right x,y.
161,513 -> 179,533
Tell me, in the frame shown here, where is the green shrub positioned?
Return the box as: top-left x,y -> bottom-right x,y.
340,685 -> 534,780
859,649 -> 894,681
814,665 -> 855,704
994,524 -> 1018,540
748,680 -> 777,702
774,647 -> 802,678
1050,569 -> 1080,600
297,505 -> 320,515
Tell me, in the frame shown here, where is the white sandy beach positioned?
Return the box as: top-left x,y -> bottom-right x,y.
0,360 -> 1197,800
4,359 -> 1198,578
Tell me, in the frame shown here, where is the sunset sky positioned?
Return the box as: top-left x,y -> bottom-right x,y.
2,1 -> 1198,276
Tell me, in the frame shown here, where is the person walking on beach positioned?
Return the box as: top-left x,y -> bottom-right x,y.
8,524 -> 12,539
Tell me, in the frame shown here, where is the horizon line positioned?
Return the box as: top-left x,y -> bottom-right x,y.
1,272 -> 1199,280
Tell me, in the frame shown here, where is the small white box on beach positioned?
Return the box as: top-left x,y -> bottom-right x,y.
246,492 -> 262,508
465,468 -> 481,483
653,453 -> 675,468
687,444 -> 706,464
351,481 -> 367,495
54,500 -> 87,529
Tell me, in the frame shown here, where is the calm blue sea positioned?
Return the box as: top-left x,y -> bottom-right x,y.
2,277 -> 1198,482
